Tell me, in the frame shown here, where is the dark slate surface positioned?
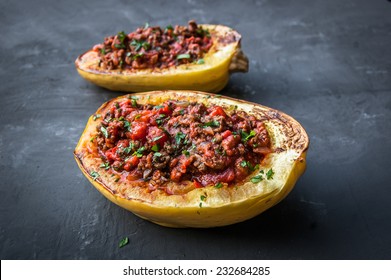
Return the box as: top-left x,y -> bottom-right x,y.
1,0 -> 391,259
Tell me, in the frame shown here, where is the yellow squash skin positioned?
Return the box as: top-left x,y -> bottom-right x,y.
75,25 -> 248,93
74,91 -> 309,228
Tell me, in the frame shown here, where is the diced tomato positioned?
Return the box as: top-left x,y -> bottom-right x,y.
221,130 -> 232,139
129,122 -> 147,140
123,156 -> 139,171
116,139 -> 129,148
105,147 -> 120,162
198,168 -> 235,186
155,104 -> 172,116
193,180 -> 203,189
209,106 -> 227,118
147,126 -> 168,146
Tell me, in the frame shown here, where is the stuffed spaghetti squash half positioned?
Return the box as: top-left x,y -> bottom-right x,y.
75,21 -> 248,93
74,91 -> 309,227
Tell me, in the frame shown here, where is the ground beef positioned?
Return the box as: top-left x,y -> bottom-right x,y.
94,97 -> 271,191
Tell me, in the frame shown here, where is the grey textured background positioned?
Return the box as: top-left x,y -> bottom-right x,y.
1,0 -> 391,259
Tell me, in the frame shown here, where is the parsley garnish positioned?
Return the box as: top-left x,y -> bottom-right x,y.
99,162 -> 110,170
214,182 -> 223,189
152,135 -> 163,142
266,169 -> 274,180
130,96 -> 138,107
132,147 -> 146,158
100,126 -> 109,138
177,53 -> 191,60
175,132 -> 186,145
122,146 -> 133,155
119,237 -> 129,248
200,195 -> 207,201
241,130 -> 256,142
251,175 -> 263,183
151,144 -> 159,152
182,150 -> 190,157
165,25 -> 173,33
90,171 -> 100,181
197,58 -> 205,64
202,120 -> 220,128
124,120 -> 131,131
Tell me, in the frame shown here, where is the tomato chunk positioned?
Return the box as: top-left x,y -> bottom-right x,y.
129,122 -> 147,140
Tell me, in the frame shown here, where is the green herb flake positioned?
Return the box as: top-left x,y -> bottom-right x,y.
93,114 -> 101,121
251,175 -> 263,183
133,147 -> 146,158
266,168 -> 274,180
99,162 -> 110,170
200,195 -> 207,201
177,53 -> 191,60
165,25 -> 173,32
182,150 -> 190,157
153,152 -> 162,157
115,102 -> 120,109
152,135 -> 163,142
114,177 -> 120,182
214,182 -> 223,189
119,237 -> 129,248
175,132 -> 186,145
122,146 -> 133,155
100,126 -> 109,138
124,121 -> 131,131
241,130 -> 256,142
154,105 -> 164,109
202,120 -> 220,128
90,136 -> 95,142
151,144 -> 159,152
90,171 -> 100,181
197,58 -> 205,65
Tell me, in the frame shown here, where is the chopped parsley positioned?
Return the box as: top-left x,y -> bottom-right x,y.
151,144 -> 159,152
100,126 -> 109,138
90,171 -> 100,181
152,135 -> 163,142
197,58 -> 205,64
200,195 -> 207,201
202,120 -> 220,128
175,132 -> 187,145
99,162 -> 110,170
177,53 -> 191,60
266,168 -> 274,180
123,120 -> 131,131
241,130 -> 256,142
119,237 -> 129,248
132,147 -> 146,158
214,182 -> 223,189
182,150 -> 190,157
251,175 -> 263,183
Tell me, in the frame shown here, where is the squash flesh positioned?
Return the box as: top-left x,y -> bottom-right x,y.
74,91 -> 309,228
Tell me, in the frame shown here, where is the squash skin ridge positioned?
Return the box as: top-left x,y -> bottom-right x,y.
74,91 -> 309,228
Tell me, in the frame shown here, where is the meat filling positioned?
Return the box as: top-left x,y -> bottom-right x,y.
93,20 -> 212,70
94,97 -> 271,192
